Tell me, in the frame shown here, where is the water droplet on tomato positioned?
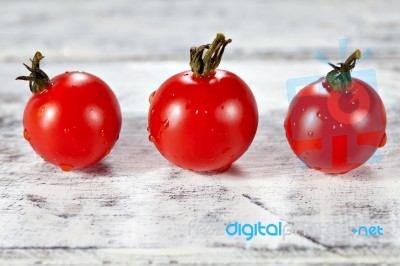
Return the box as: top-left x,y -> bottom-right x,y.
23,129 -> 30,141
195,110 -> 199,115
151,109 -> 155,115
340,123 -> 343,128
324,116 -> 328,120
293,122 -> 296,126
60,164 -> 74,171
148,135 -> 155,143
332,125 -> 336,130
317,112 -> 322,118
302,108 -> 305,112
222,147 -> 231,154
64,128 -> 70,133
208,157 -> 216,163
204,110 -> 208,114
146,126 -> 150,132
308,131 -> 313,137
100,129 -> 105,136
379,132 -> 387,148
162,119 -> 169,128
149,91 -> 156,103
157,119 -> 169,138
172,93 -> 175,97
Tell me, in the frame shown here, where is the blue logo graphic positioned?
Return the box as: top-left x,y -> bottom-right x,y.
287,39 -> 377,104
225,221 -> 284,241
223,221 -> 385,241
285,39 -> 384,168
352,225 -> 384,236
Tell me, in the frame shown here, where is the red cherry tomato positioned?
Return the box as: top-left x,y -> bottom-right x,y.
284,50 -> 386,174
18,52 -> 121,171
148,34 -> 258,172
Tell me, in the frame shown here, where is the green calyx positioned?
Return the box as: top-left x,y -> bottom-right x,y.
190,33 -> 232,78
16,51 -> 51,94
326,49 -> 361,92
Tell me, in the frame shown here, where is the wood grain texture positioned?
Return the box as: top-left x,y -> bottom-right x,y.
1,0 -> 400,61
1,0 -> 400,265
1,59 -> 400,265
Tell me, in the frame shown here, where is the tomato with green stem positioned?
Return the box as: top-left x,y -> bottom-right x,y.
17,52 -> 122,171
284,50 -> 387,174
148,34 -> 258,172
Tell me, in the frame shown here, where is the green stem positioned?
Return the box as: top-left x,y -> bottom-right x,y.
16,51 -> 51,93
190,33 -> 232,78
326,49 -> 361,92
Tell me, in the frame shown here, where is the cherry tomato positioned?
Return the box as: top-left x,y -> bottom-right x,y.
148,34 -> 258,172
18,52 -> 121,171
284,50 -> 386,174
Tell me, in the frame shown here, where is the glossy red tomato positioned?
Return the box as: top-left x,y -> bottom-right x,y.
284,50 -> 386,174
18,52 -> 121,171
148,34 -> 258,172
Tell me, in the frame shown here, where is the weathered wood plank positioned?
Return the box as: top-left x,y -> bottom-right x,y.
1,59 -> 400,265
1,0 -> 400,263
0,247 -> 400,265
1,0 -> 399,62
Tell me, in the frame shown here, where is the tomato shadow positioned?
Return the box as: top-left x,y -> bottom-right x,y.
224,164 -> 249,178
78,161 -> 113,177
333,165 -> 378,180
194,164 -> 249,179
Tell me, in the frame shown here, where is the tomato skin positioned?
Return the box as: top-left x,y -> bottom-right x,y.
23,72 -> 122,170
284,77 -> 386,174
148,70 -> 258,172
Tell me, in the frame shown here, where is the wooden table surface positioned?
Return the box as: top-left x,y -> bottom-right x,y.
1,0 -> 400,265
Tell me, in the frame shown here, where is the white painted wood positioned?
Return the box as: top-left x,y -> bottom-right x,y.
1,0 -> 400,264
1,0 -> 399,62
2,59 -> 400,264
1,248 -> 400,265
